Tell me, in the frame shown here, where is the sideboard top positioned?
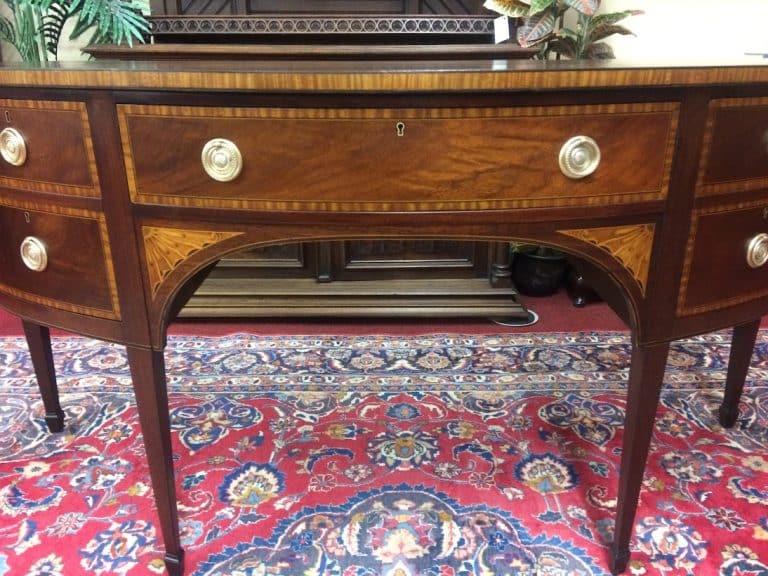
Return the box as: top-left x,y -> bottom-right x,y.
0,58 -> 767,92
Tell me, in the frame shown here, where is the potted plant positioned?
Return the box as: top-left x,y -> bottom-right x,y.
510,243 -> 568,296
0,0 -> 149,63
483,0 -> 642,59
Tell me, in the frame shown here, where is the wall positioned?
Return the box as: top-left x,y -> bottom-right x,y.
603,0 -> 768,63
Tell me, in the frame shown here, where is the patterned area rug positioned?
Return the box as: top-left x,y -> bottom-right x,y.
0,332 -> 767,576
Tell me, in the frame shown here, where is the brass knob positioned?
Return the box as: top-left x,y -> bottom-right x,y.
746,233 -> 768,268
559,136 -> 601,179
0,127 -> 27,167
201,138 -> 242,182
20,236 -> 47,272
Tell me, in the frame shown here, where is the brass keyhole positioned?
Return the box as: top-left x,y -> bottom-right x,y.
762,207 -> 768,220
396,122 -> 406,137
24,211 -> 30,223
4,111 -> 11,123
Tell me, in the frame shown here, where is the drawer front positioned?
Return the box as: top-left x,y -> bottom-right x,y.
678,200 -> 768,316
0,99 -> 100,197
120,103 -> 677,212
0,198 -> 119,319
698,98 -> 768,197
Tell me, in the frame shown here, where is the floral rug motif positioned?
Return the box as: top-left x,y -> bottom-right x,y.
0,331 -> 767,575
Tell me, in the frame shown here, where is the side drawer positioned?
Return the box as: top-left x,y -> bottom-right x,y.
0,99 -> 100,197
0,198 -> 119,319
119,103 -> 678,212
697,97 -> 768,197
678,200 -> 768,316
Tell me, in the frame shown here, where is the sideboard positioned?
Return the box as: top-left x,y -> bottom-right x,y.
1,59 -> 768,574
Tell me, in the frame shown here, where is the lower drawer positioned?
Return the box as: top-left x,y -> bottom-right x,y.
0,200 -> 120,319
678,201 -> 768,316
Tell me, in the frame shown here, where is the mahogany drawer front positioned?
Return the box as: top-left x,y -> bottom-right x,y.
0,99 -> 100,197
698,98 -> 768,197
119,103 -> 678,212
0,198 -> 119,319
678,200 -> 768,316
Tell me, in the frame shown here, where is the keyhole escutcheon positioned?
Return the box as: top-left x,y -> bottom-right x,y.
396,122 -> 406,137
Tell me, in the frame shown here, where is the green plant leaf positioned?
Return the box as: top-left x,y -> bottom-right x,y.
583,41 -> 614,59
482,0 -> 530,18
0,14 -> 16,44
546,36 -> 578,59
516,7 -> 556,47
588,23 -> 634,43
557,26 -> 579,41
40,0 -> 71,58
66,0 -> 149,46
587,9 -> 643,31
527,0 -> 556,16
562,0 -> 599,16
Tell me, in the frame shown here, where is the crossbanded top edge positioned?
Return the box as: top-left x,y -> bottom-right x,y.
0,59 -> 766,92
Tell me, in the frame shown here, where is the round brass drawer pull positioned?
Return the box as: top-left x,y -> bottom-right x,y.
20,236 -> 48,272
0,127 -> 27,167
746,233 -> 768,268
559,135 -> 601,179
201,138 -> 242,182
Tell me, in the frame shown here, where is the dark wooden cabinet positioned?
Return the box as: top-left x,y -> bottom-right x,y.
180,240 -> 528,318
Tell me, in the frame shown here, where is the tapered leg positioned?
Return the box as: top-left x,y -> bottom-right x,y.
22,320 -> 65,433
126,346 -> 184,575
718,319 -> 760,428
610,341 -> 670,575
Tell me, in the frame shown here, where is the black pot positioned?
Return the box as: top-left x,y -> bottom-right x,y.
512,249 -> 567,296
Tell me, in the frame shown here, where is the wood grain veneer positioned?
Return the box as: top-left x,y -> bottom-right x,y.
0,194 -> 120,319
678,196 -> 768,316
2,61 -> 768,92
0,99 -> 100,197
120,103 -> 677,212
697,97 -> 768,197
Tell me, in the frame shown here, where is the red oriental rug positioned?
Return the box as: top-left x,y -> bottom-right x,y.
0,332 -> 767,575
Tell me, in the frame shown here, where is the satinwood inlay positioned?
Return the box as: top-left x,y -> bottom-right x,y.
142,226 -> 243,298
559,224 -> 655,294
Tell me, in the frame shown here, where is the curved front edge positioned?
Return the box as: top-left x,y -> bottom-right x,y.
0,195 -> 124,343
0,293 -> 125,344
133,215 -> 656,349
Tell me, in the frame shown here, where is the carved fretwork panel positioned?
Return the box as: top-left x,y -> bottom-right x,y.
419,0 -> 483,14
151,0 -> 486,17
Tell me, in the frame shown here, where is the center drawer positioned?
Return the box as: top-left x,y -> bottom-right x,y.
119,103 -> 678,212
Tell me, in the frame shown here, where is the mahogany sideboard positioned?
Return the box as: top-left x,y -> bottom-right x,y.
1,59 -> 768,574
